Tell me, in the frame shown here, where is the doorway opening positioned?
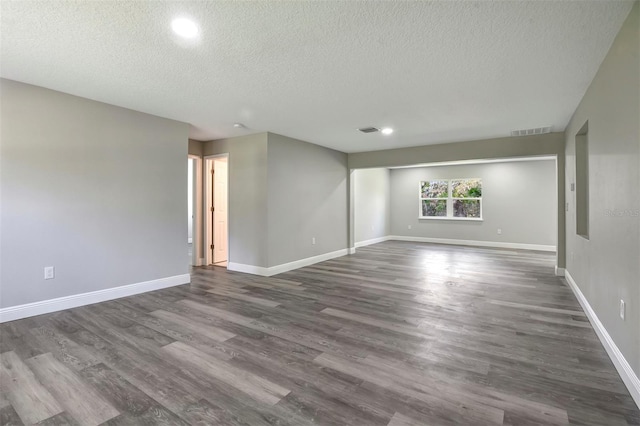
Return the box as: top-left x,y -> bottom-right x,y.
205,154 -> 229,267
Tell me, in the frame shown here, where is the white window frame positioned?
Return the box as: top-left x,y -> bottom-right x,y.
419,179 -> 483,221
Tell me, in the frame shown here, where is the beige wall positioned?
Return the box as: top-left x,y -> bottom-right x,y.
564,3 -> 639,376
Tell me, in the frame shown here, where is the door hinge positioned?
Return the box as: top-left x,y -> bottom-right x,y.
210,244 -> 214,249
211,169 -> 214,174
210,206 -> 215,212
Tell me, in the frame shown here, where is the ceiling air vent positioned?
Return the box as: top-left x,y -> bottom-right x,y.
358,127 -> 379,133
511,126 -> 552,137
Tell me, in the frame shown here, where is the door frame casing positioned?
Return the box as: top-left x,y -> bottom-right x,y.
204,153 -> 230,266
188,155 -> 202,266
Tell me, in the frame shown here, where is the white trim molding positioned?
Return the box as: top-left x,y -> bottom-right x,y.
355,236 -> 392,248
389,235 -> 556,252
555,266 -> 566,277
228,238 -> 555,277
227,262 -> 270,276
565,271 -> 640,408
229,248 -> 351,277
0,274 -> 191,323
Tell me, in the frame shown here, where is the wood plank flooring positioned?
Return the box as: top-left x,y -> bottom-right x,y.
1,241 -> 638,425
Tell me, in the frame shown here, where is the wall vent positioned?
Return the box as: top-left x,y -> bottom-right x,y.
511,126 -> 552,137
358,127 -> 379,133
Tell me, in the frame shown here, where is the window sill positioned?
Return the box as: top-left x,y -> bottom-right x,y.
418,216 -> 483,222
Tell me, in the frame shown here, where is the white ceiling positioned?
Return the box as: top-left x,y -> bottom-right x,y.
0,1 -> 634,153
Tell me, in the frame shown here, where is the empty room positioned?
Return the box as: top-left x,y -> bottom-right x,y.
1,1 -> 638,425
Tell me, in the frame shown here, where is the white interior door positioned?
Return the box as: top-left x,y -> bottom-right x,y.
213,158 -> 228,263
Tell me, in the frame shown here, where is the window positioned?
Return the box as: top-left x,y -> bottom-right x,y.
420,180 -> 449,217
419,178 -> 482,220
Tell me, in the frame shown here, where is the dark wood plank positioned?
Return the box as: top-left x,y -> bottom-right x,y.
0,351 -> 63,425
0,241 -> 637,425
0,403 -> 23,426
25,353 -> 119,425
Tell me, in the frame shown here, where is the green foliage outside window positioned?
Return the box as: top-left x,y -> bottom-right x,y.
420,178 -> 482,219
421,181 -> 448,198
452,179 -> 482,198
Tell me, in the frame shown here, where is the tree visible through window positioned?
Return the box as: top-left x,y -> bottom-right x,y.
419,179 -> 482,219
420,181 -> 448,217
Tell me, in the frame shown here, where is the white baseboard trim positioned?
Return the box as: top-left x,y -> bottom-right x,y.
389,235 -> 556,252
555,266 -> 566,276
348,247 -> 356,254
227,262 -> 270,276
229,248 -> 350,277
565,271 -> 640,408
0,274 -> 191,323
268,248 -> 350,276
355,236 -> 392,248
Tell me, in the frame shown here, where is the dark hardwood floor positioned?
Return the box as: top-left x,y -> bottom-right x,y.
1,241 -> 638,425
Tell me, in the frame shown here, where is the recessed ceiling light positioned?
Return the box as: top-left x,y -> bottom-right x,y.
381,127 -> 394,135
171,18 -> 199,39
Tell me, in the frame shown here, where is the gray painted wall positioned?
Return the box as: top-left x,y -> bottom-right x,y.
188,139 -> 203,157
266,133 -> 348,267
564,3 -> 639,376
201,132 -> 348,268
0,79 -> 189,308
348,133 -> 566,267
390,160 -> 557,247
202,133 -> 269,267
354,168 -> 390,243
348,133 -> 564,169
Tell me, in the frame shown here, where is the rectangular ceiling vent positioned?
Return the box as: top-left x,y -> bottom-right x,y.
511,126 -> 552,137
358,127 -> 379,133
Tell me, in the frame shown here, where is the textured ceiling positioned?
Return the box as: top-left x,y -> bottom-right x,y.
0,1 -> 634,153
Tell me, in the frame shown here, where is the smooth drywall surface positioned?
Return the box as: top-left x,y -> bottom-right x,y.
202,133 -> 269,267
0,79 -> 189,308
565,3 -> 639,376
348,133 -> 564,169
354,168 -> 390,243
390,160 -> 556,247
266,133 -> 348,267
348,133 -> 566,268
188,139 -> 203,157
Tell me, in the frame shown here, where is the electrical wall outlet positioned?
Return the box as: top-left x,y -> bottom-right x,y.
408,225 -> 412,230
312,237 -> 316,245
497,228 -> 502,235
620,300 -> 625,320
44,266 -> 55,280
371,225 -> 374,231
